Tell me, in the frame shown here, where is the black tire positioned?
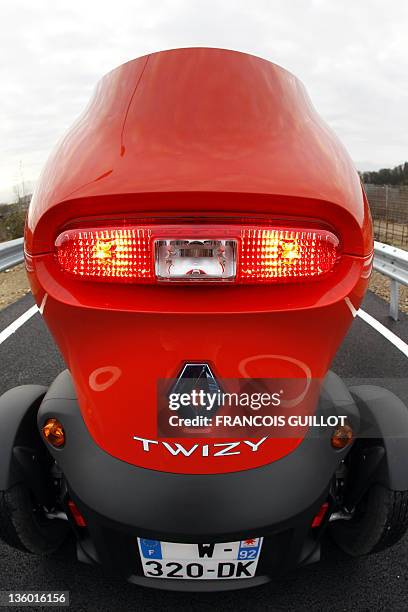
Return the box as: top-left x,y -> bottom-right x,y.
0,482 -> 69,555
330,484 -> 408,556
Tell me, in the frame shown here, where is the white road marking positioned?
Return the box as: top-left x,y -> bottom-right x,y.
0,294 -> 47,346
0,304 -> 39,346
357,308 -> 408,358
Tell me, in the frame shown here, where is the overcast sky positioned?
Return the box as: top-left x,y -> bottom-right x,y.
1,0 -> 407,202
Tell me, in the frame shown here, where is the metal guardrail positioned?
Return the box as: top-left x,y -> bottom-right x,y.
373,240 -> 408,321
0,238 -> 24,273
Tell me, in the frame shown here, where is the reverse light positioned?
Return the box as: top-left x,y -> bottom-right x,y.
155,239 -> 237,281
55,224 -> 339,284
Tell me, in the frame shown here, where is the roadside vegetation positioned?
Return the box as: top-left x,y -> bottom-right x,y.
360,162 -> 408,186
0,198 -> 30,242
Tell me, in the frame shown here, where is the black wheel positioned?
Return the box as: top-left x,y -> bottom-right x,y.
330,484 -> 408,556
0,482 -> 69,555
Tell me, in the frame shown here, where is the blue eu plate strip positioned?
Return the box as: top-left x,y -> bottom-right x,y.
139,539 -> 163,559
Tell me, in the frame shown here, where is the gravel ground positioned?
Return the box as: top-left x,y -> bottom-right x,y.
0,264 -> 31,310
0,266 -> 407,315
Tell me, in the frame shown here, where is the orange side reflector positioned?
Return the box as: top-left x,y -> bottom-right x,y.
331,424 -> 353,449
42,418 -> 65,448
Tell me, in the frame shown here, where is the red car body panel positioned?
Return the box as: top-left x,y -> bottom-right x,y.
25,48 -> 373,474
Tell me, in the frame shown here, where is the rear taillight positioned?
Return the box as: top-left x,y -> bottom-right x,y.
239,228 -> 338,282
55,228 -> 152,282
55,224 -> 339,284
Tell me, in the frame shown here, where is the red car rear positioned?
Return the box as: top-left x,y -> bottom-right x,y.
1,48 -> 408,591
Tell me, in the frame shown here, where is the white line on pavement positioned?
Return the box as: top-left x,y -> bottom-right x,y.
357,308 -> 408,358
0,304 -> 39,346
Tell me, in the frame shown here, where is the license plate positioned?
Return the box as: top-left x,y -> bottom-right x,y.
137,537 -> 263,580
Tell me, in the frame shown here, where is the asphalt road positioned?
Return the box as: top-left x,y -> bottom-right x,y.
0,291 -> 407,612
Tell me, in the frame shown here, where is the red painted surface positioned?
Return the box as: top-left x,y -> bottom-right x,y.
26,48 -> 373,474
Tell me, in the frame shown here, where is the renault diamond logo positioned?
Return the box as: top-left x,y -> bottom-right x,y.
169,362 -> 222,418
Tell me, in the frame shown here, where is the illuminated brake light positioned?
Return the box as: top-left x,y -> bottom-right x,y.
239,228 -> 339,282
55,224 -> 339,284
55,228 -> 153,282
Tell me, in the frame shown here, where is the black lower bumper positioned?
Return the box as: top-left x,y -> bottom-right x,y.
33,370 -> 361,588
37,370 -> 360,540
76,529 -> 321,591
